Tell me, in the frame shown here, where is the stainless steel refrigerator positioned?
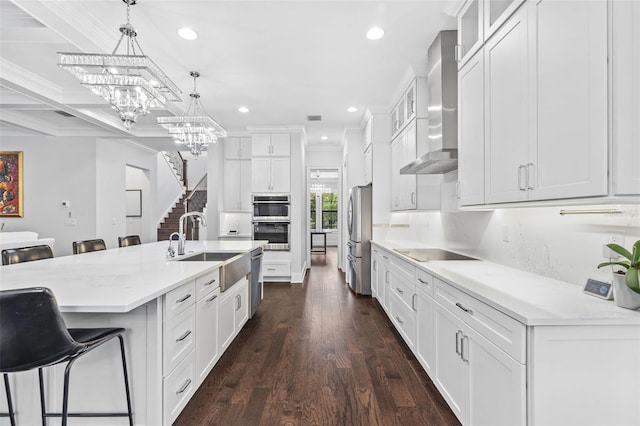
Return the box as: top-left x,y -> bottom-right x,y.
347,184 -> 372,295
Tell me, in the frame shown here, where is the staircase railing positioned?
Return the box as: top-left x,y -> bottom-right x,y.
184,174 -> 208,240
165,151 -> 186,187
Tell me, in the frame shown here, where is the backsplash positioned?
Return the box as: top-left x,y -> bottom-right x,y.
377,204 -> 640,287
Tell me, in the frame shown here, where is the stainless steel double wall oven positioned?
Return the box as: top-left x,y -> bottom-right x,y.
252,194 -> 290,251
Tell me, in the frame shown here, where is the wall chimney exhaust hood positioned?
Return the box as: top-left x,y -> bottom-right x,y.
401,30 -> 458,175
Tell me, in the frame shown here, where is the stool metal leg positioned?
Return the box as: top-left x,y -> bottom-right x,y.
61,358 -> 78,426
2,373 -> 16,426
38,368 -> 46,426
118,335 -> 134,426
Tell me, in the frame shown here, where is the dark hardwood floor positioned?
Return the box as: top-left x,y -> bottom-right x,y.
175,248 -> 460,426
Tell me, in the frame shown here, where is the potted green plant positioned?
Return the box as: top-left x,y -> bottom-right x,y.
597,240 -> 640,310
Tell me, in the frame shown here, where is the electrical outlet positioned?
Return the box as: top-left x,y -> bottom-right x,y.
602,232 -> 624,258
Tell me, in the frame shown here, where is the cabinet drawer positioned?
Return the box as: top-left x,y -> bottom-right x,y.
262,262 -> 290,277
390,291 -> 416,349
164,353 -> 195,425
416,268 -> 434,297
390,268 -> 415,310
435,278 -> 525,363
195,269 -> 220,300
164,303 -> 196,375
165,281 -> 196,319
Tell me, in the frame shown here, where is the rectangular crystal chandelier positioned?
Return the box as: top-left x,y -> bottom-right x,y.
157,71 -> 227,156
58,0 -> 181,130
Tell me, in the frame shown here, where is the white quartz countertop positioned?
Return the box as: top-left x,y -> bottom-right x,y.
0,240 -> 267,313
372,240 -> 640,326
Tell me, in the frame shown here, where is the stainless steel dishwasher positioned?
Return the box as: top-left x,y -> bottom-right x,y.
249,247 -> 263,318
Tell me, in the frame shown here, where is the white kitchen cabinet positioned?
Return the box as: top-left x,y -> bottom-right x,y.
251,133 -> 290,156
164,353 -> 195,425
484,4 -> 529,204
195,287 -> 220,387
611,0 -> 640,196
434,301 -> 468,423
457,0 -> 484,69
224,159 -> 252,211
218,277 -> 249,353
527,0 -> 607,201
434,300 -> 525,426
251,157 -> 290,193
458,51 -> 485,206
378,250 -> 391,314
415,287 -> 436,377
363,143 -> 372,186
224,137 -> 252,159
391,79 -> 421,139
371,246 -> 380,298
391,123 -> 417,210
484,0 -> 526,41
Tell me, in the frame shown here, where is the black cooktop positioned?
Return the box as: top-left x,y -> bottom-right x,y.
393,248 -> 478,262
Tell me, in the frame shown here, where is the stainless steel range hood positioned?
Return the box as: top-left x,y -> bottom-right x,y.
401,30 -> 458,175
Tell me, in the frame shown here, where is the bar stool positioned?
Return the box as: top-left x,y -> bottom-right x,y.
0,287 -> 133,426
72,239 -> 106,254
1,245 -> 53,265
118,235 -> 141,248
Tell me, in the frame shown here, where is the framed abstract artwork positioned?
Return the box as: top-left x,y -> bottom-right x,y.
0,151 -> 24,217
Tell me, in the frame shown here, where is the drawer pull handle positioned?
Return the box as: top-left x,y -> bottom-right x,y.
176,294 -> 192,304
383,255 -> 388,260
396,287 -> 404,294
417,278 -> 429,285
267,267 -> 276,271
176,330 -> 192,342
455,302 -> 473,314
206,294 -> 218,303
461,335 -> 469,362
395,315 -> 404,325
176,379 -> 192,395
204,279 -> 217,286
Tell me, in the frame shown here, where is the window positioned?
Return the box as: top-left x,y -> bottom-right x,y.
321,193 -> 338,230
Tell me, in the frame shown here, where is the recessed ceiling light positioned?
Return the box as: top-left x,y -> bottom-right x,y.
238,106 -> 249,113
178,27 -> 198,40
347,106 -> 358,113
321,136 -> 328,141
366,27 -> 384,40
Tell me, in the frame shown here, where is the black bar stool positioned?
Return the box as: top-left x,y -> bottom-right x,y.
1,245 -> 53,265
118,235 -> 141,248
0,287 -> 134,426
72,239 -> 106,254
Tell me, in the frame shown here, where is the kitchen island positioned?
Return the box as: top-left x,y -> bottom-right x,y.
0,240 -> 266,426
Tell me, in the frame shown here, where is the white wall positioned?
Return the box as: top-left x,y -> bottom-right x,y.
380,204 -> 640,287
290,131 -> 306,282
96,139 -> 158,248
0,136 -> 97,256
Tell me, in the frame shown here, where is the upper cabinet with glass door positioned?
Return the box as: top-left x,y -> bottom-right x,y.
456,0 -> 526,69
391,78 -> 426,140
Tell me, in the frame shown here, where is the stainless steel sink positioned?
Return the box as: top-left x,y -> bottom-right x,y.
178,252 -> 250,292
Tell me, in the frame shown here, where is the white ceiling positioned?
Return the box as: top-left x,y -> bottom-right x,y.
0,0 -> 456,151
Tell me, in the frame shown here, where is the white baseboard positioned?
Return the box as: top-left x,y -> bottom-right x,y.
290,260 -> 308,284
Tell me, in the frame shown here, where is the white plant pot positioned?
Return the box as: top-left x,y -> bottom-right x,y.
613,273 -> 640,310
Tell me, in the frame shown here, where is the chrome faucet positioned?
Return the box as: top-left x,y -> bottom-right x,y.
176,211 -> 207,255
167,232 -> 181,258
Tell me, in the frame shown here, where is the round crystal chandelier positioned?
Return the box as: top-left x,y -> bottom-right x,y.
58,0 -> 181,130
157,71 -> 227,157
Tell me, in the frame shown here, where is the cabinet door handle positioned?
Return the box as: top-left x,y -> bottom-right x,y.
176,330 -> 192,342
176,294 -> 192,304
517,165 -> 526,191
411,294 -> 417,311
461,335 -> 469,362
373,260 -> 377,271
526,163 -> 535,190
206,294 -> 218,303
396,287 -> 404,294
385,271 -> 390,283
454,44 -> 461,62
395,315 -> 404,325
455,330 -> 462,355
455,302 -> 473,315
205,278 -> 217,286
411,192 -> 416,205
176,379 -> 192,395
